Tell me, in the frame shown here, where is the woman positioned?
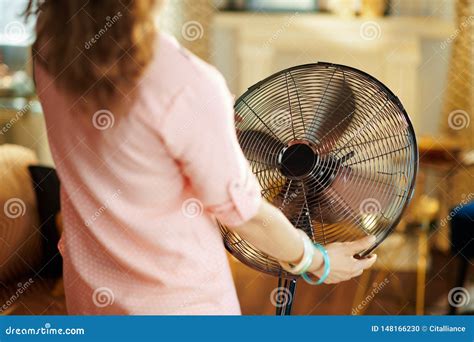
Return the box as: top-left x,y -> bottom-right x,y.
29,0 -> 377,314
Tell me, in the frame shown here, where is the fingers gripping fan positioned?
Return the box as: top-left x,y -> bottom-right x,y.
219,62 -> 418,315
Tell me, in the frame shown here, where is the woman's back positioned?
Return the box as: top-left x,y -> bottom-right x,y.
35,32 -> 259,314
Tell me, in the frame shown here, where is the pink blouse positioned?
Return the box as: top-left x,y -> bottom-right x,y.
34,33 -> 261,315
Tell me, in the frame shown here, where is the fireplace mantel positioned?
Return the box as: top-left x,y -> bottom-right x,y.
211,12 -> 454,134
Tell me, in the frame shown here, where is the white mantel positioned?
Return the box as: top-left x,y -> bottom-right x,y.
211,12 -> 455,135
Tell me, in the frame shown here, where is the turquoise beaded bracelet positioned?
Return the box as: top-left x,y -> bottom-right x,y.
302,243 -> 330,285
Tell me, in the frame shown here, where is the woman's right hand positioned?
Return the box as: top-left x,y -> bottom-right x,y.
308,235 -> 378,284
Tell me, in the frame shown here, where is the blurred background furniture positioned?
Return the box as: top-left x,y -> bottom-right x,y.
449,201 -> 474,314
413,195 -> 440,315
0,144 -> 41,283
0,144 -> 64,315
437,0 -> 474,253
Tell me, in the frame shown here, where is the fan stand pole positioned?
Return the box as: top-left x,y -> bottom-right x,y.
275,277 -> 297,316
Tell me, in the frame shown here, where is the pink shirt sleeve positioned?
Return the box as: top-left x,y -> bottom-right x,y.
158,68 -> 262,227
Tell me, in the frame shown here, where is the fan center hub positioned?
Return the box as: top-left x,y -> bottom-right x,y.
278,142 -> 318,179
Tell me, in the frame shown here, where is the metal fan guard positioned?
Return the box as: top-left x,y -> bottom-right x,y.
220,62 -> 418,277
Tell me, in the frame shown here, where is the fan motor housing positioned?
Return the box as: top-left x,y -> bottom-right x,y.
278,141 -> 318,179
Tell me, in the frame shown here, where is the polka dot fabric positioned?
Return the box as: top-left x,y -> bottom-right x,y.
34,33 -> 262,315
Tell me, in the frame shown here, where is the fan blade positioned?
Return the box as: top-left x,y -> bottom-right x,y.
238,129 -> 287,202
307,78 -> 355,150
259,170 -> 287,202
314,165 -> 397,233
238,129 -> 285,166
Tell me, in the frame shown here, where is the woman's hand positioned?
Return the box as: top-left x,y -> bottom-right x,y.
308,235 -> 377,284
228,200 -> 377,284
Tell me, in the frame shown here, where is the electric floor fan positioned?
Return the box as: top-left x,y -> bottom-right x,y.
219,62 -> 418,315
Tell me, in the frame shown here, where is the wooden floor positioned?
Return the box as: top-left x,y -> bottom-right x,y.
234,248 -> 464,315
0,248 -> 466,315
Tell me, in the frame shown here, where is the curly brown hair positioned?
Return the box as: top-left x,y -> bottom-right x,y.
26,0 -> 159,109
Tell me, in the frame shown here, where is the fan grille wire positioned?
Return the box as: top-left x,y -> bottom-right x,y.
220,62 -> 418,277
